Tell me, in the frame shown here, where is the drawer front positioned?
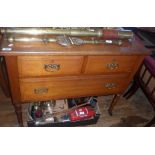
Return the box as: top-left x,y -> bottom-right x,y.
20,75 -> 129,102
18,56 -> 84,77
84,56 -> 138,74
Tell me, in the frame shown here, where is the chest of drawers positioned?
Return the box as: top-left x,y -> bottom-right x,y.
0,37 -> 150,126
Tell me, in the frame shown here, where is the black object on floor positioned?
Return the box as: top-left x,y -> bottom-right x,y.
27,114 -> 100,127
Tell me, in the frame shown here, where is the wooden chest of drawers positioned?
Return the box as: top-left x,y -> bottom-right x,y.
0,37 -> 150,126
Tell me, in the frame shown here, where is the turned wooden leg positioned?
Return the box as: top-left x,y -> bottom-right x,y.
14,104 -> 23,127
108,94 -> 121,116
0,57 -> 10,97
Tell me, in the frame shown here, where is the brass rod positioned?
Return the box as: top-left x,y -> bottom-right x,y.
6,36 -> 123,46
83,39 -> 122,45
7,37 -> 57,43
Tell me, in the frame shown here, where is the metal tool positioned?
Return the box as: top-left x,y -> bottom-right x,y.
6,36 -> 123,46
70,37 -> 123,45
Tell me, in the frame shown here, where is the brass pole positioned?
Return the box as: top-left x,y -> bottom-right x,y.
1,28 -> 103,37
0,28 -> 134,39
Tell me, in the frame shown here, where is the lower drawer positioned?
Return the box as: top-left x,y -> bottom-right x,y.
20,75 -> 129,102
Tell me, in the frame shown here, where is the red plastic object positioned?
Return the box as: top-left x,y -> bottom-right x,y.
69,106 -> 95,122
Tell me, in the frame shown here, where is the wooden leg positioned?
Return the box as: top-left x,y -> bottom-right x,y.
123,80 -> 139,99
14,104 -> 24,127
108,94 -> 121,116
0,56 -> 10,97
145,115 -> 155,127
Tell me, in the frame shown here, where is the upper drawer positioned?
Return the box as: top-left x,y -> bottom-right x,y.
84,56 -> 138,74
18,56 -> 84,77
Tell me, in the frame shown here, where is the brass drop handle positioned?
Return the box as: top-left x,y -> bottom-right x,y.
106,62 -> 119,70
44,64 -> 60,72
105,83 -> 117,89
34,88 -> 48,94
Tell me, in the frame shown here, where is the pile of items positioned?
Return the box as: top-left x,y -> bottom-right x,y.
28,97 -> 100,126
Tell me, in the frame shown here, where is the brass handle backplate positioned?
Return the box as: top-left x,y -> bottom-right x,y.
105,83 -> 117,89
44,64 -> 60,72
106,62 -> 119,70
34,88 -> 48,94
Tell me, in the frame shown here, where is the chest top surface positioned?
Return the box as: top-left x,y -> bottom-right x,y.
0,36 -> 150,56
